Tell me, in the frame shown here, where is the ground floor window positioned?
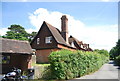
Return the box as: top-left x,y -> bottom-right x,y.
0,55 -> 10,64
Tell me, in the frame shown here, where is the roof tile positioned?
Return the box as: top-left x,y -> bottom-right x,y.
0,38 -> 33,54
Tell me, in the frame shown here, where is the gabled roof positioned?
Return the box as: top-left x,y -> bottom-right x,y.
0,38 -> 33,54
69,36 -> 84,50
45,21 -> 69,46
31,21 -> 73,48
30,21 -> 92,51
68,36 -> 93,51
69,36 -> 83,45
69,36 -> 93,51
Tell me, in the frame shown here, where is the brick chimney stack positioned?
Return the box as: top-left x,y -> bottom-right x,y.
61,15 -> 69,44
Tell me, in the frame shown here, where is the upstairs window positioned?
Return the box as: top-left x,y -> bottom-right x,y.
37,38 -> 40,44
45,36 -> 52,44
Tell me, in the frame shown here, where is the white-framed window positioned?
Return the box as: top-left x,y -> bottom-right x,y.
37,38 -> 40,44
45,36 -> 52,44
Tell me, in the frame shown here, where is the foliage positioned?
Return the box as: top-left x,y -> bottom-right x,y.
28,31 -> 37,42
2,24 -> 37,42
114,55 -> 120,66
109,39 -> 120,60
48,49 -> 109,80
94,49 -> 109,57
109,47 -> 118,59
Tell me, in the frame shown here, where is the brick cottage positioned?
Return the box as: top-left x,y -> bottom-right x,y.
31,15 -> 92,63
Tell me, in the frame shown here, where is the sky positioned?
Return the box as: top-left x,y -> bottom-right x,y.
1,1 -> 119,51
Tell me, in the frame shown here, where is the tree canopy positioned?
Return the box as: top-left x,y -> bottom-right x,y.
109,39 -> 120,59
2,24 -> 37,42
94,49 -> 109,57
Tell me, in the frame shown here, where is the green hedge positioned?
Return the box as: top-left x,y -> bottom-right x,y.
48,49 -> 109,80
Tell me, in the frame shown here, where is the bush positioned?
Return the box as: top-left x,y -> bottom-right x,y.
115,55 -> 120,66
48,49 -> 109,80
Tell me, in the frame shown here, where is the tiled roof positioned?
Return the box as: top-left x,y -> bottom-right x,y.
45,21 -> 70,46
69,36 -> 84,49
0,38 -> 33,54
69,36 -> 92,51
30,21 -> 92,51
30,21 -> 76,49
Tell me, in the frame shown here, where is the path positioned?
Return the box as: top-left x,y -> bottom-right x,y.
76,60 -> 120,79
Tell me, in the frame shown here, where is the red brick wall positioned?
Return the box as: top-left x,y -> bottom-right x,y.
36,49 -> 59,63
36,45 -> 76,63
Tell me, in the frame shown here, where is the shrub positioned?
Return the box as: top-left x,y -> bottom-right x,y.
48,49 -> 109,80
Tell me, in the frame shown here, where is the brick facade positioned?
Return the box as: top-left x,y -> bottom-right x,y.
36,49 -> 58,63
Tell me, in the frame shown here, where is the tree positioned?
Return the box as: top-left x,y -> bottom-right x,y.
109,39 -> 120,59
116,39 -> 120,56
109,47 -> 117,59
2,24 -> 37,42
94,49 -> 109,57
2,24 -> 28,41
28,31 -> 37,42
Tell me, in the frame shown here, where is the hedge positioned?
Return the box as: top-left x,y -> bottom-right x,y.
48,49 -> 109,80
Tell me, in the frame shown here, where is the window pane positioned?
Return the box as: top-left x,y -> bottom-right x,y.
1,55 -> 10,64
45,36 -> 52,44
37,38 -> 40,44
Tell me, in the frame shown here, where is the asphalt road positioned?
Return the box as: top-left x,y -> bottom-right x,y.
77,60 -> 119,79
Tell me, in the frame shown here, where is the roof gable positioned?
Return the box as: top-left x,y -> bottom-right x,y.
45,21 -> 68,46
69,36 -> 92,51
69,36 -> 85,50
31,21 -> 69,47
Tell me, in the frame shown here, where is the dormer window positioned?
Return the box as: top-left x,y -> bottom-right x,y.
37,38 -> 40,44
45,36 -> 52,44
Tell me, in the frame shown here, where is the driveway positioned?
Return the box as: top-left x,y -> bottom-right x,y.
76,60 -> 119,79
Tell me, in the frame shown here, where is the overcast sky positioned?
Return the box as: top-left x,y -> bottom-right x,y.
1,1 -> 119,51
